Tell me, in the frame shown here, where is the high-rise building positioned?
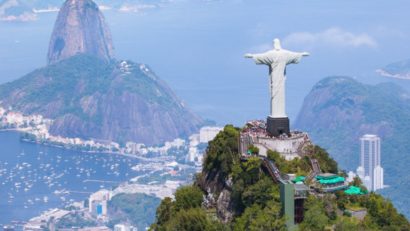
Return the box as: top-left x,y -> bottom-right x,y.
373,165 -> 384,190
356,134 -> 384,191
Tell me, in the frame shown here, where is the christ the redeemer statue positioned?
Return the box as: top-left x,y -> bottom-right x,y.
245,38 -> 309,137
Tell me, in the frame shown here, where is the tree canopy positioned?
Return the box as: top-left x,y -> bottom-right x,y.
150,125 -> 410,231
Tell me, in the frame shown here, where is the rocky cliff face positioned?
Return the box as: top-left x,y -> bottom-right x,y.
0,0 -> 203,145
47,0 -> 114,64
0,55 -> 203,145
198,170 -> 234,223
294,76 -> 408,167
294,76 -> 410,217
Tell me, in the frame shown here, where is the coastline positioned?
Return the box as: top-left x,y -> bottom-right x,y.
1,128 -> 129,156
376,69 -> 410,80
0,129 -> 199,227
0,107 -> 177,157
0,129 -> 176,164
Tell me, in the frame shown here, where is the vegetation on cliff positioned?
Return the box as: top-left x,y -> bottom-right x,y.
0,54 -> 203,145
150,125 -> 410,230
150,186 -> 226,231
108,193 -> 161,230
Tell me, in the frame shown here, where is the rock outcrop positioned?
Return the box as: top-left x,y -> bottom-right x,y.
0,0 -> 203,145
294,76 -> 410,217
0,55 -> 203,145
294,76 -> 403,167
151,125 -> 410,229
47,0 -> 114,64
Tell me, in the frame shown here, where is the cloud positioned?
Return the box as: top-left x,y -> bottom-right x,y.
283,27 -> 377,49
118,4 -> 158,13
0,12 -> 37,22
0,0 -> 37,22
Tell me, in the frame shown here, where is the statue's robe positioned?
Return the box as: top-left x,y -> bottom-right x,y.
250,49 -> 305,118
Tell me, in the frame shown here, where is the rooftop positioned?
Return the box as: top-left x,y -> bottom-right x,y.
316,174 -> 345,185
344,186 -> 367,195
292,176 -> 306,184
294,183 -> 309,191
316,173 -> 338,179
360,134 -> 380,140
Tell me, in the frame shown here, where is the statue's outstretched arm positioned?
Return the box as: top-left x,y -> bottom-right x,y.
244,53 -> 254,58
245,52 -> 272,65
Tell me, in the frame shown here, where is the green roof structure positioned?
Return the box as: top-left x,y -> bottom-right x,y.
316,174 -> 345,185
344,186 -> 366,195
292,176 -> 306,183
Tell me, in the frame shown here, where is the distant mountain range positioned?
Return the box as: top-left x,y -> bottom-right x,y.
377,59 -> 410,80
0,0 -> 203,145
294,76 -> 410,217
0,0 -> 174,22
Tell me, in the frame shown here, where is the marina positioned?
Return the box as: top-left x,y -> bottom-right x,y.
0,131 -> 141,225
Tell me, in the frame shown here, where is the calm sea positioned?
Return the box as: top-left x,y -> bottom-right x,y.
0,131 -> 140,225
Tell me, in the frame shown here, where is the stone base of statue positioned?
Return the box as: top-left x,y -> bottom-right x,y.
267,116 -> 290,137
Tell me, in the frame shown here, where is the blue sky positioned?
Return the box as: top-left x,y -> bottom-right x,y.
0,0 -> 409,125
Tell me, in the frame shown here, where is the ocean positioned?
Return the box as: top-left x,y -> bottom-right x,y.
0,131 -> 140,225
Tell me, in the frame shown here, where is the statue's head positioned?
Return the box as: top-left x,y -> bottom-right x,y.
273,38 -> 281,50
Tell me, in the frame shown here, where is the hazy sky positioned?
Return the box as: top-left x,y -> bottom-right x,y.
0,0 -> 409,125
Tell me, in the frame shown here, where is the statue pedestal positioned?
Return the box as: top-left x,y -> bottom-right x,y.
267,116 -> 290,137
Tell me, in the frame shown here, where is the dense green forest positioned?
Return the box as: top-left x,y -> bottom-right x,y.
150,125 -> 409,231
108,193 -> 161,230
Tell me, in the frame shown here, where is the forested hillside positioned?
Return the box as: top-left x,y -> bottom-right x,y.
149,125 -> 409,230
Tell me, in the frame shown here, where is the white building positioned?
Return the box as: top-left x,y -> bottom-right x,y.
199,127 -> 223,143
89,189 -> 111,217
187,146 -> 197,162
126,142 -> 146,155
373,165 -> 384,190
356,134 -> 384,191
347,171 -> 356,183
6,112 -> 24,125
114,224 -> 137,231
0,107 -> 6,116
